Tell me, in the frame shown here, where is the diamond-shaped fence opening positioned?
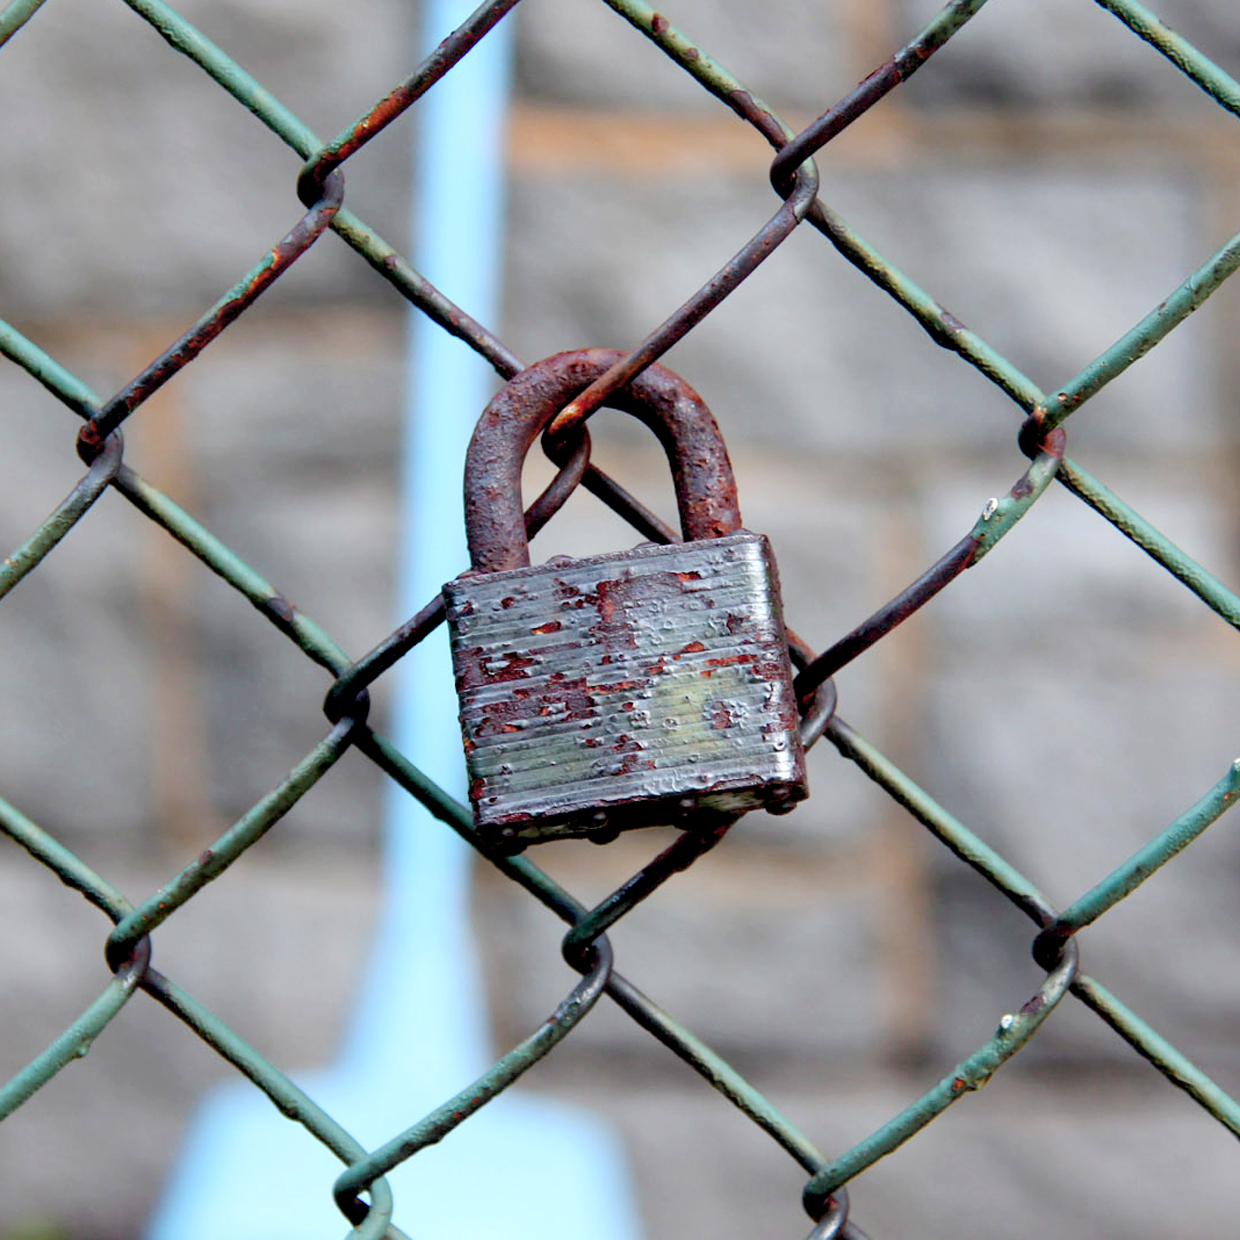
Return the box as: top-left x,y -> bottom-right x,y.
2,0 -> 1240,1236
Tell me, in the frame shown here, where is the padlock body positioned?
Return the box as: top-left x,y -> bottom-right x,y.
444,531 -> 807,846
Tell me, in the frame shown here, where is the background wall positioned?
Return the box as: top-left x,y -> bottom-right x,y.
1,0 -> 1239,1236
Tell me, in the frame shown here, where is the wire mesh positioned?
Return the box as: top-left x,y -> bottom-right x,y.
2,0 -> 1240,1236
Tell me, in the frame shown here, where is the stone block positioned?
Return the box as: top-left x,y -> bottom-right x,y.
559,1072 -> 1240,1239
813,463 -> 1240,1068
477,841 -> 884,1063
0,320 -> 405,845
919,655 -> 1240,1067
920,465 -> 1236,649
898,0 -> 1240,109
183,314 -> 405,483
513,0 -> 847,113
0,850 -> 378,1235
0,428 -> 156,839
504,161 -> 1213,458
0,0 -> 414,318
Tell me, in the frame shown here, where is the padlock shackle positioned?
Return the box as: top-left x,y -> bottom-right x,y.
464,349 -> 742,572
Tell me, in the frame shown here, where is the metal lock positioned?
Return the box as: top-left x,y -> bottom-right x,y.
444,349 -> 808,848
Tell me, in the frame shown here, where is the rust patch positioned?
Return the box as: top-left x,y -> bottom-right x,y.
705,653 -> 754,669
725,89 -> 784,146
459,649 -> 535,687
542,672 -> 595,721
751,656 -> 787,683
487,652 -> 534,681
938,307 -> 965,335
593,679 -> 643,694
531,620 -> 562,634
471,698 -> 521,737
613,753 -> 656,776
589,570 -> 692,651
262,594 -> 297,628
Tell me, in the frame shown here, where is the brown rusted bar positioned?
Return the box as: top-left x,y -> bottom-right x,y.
464,349 -> 742,573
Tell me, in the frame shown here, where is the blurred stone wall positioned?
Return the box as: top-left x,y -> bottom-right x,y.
2,0 -> 1240,1237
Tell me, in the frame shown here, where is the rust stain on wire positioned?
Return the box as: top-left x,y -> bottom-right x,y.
2,0 -> 1240,1236
78,171 -> 345,456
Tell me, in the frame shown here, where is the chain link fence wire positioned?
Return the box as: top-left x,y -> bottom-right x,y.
2,0 -> 1240,1235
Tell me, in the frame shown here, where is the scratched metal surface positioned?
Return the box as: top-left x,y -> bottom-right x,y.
445,531 -> 806,843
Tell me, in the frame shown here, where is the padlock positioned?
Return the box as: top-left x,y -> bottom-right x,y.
443,349 -> 808,848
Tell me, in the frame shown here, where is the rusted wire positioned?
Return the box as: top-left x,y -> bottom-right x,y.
78,171 -> 345,457
2,0 -> 1240,1236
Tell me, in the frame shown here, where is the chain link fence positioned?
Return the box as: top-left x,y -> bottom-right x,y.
2,0 -> 1240,1235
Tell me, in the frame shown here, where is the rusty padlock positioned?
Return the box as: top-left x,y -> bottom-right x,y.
443,349 -> 808,848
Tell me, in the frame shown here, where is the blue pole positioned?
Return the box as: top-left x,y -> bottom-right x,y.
147,6 -> 642,1234
333,0 -> 510,1092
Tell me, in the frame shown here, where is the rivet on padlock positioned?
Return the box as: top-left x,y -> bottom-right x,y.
443,348 -> 808,848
